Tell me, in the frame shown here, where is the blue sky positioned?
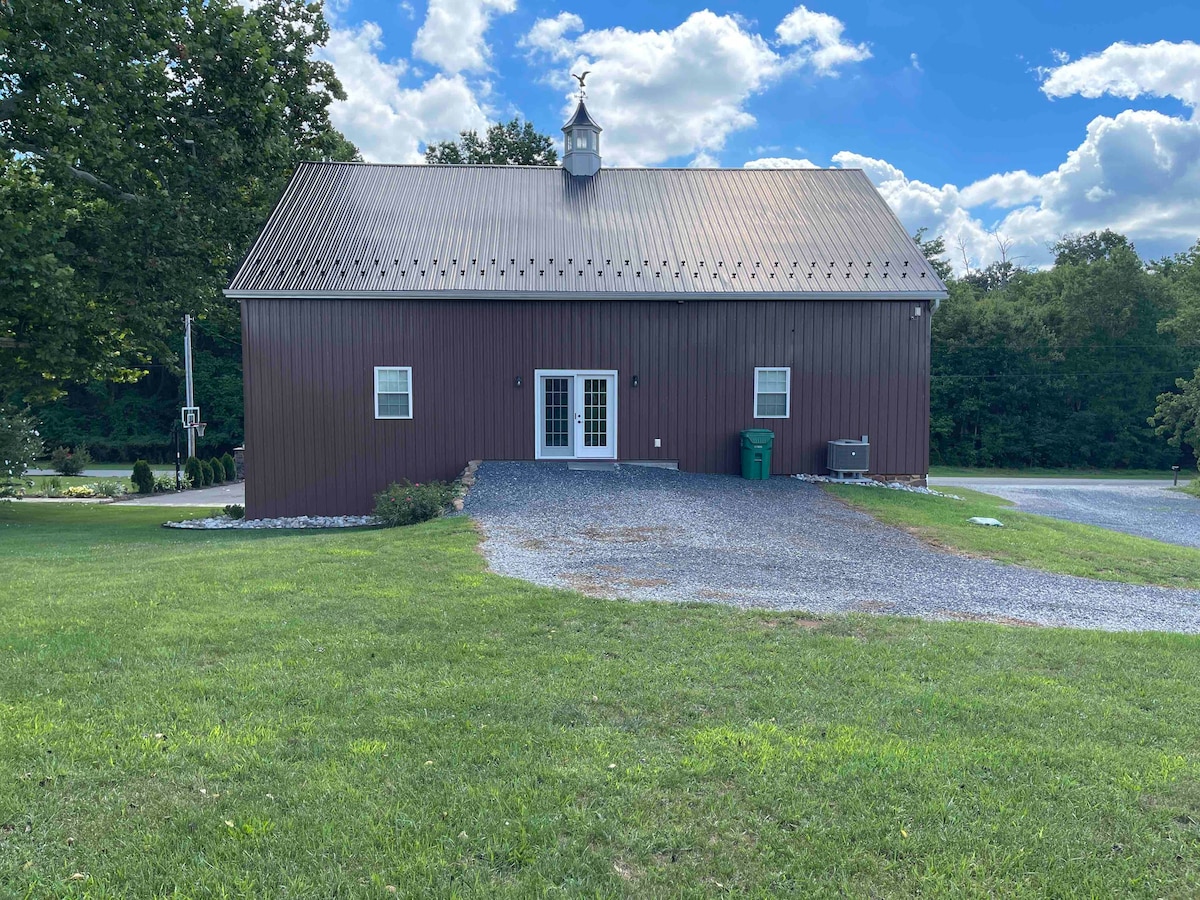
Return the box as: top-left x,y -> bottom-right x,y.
314,0 -> 1200,269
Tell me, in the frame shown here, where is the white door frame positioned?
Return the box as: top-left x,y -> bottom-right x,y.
533,369 -> 618,460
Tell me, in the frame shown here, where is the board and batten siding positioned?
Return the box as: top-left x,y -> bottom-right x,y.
241,298 -> 930,517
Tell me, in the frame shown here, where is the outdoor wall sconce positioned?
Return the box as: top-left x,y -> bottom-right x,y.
515,375 -> 523,388
632,375 -> 640,388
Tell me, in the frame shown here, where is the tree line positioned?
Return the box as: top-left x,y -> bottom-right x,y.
2,0 -> 1197,475
921,230 -> 1200,470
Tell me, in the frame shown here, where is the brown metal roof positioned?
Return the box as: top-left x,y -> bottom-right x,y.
226,162 -> 948,299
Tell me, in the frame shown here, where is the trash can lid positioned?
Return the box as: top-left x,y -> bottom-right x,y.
740,428 -> 775,446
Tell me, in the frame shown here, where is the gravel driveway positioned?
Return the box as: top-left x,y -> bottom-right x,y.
932,478 -> 1200,549
465,462 -> 1200,633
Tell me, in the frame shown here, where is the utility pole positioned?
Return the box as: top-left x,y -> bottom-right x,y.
184,314 -> 196,460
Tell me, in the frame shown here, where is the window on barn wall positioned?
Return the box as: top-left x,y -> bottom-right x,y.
754,367 -> 790,418
375,367 -> 413,419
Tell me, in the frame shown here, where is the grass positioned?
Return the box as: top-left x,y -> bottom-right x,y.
4,503 -> 1200,897
1180,479 -> 1200,499
928,465 -> 1193,480
31,461 -> 172,472
825,485 -> 1200,589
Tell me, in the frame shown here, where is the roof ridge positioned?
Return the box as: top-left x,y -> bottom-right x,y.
298,160 -> 862,173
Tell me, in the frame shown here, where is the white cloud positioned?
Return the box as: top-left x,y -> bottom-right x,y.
799,104 -> 1200,272
909,52 -> 922,72
413,0 -> 517,74
522,5 -> 870,166
775,5 -> 871,76
319,21 -> 490,162
743,156 -> 820,169
1040,39 -> 1200,107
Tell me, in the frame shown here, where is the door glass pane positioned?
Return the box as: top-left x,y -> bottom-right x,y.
583,378 -> 608,447
544,377 -> 570,447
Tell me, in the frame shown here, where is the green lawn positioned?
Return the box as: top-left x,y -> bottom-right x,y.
4,503 -> 1200,897
825,485 -> 1200,589
928,465 -> 1193,480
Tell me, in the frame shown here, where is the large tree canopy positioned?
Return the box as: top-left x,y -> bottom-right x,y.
0,0 -> 357,403
425,118 -> 558,166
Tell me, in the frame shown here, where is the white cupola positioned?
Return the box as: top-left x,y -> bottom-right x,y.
562,97 -> 602,177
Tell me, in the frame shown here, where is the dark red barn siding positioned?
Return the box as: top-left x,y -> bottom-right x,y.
241,298 -> 930,517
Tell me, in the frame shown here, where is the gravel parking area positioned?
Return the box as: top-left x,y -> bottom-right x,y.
465,462 -> 1200,633
933,478 -> 1200,549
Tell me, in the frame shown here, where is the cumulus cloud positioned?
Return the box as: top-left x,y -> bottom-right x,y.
740,40 -> 1200,272
775,5 -> 871,75
743,156 -> 820,169
413,0 -> 517,74
521,5 -> 870,166
319,21 -> 490,162
1040,39 -> 1200,107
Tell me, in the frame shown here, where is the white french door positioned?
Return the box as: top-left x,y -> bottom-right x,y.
535,370 -> 617,460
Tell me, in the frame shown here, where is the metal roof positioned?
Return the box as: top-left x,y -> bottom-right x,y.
563,100 -> 601,131
226,162 -> 948,299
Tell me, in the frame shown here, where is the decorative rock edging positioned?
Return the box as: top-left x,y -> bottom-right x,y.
451,459 -> 482,512
793,473 -> 962,500
164,515 -> 378,530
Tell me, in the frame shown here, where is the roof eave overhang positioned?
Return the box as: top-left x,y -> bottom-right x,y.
224,288 -> 948,302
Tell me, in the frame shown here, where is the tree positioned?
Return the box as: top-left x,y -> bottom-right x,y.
912,228 -> 954,282
1150,368 -> 1200,472
425,118 -> 558,166
0,408 -> 42,496
1,0 -> 358,404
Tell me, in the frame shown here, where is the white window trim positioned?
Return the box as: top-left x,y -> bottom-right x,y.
374,366 -> 413,420
754,366 -> 791,419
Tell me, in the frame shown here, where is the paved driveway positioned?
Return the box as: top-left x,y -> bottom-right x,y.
465,462 -> 1200,633
931,478 -> 1200,549
122,482 -> 244,507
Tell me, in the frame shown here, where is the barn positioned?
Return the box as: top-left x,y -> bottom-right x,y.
226,99 -> 948,518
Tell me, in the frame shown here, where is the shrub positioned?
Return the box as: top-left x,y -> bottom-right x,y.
184,456 -> 202,488
221,452 -> 237,482
50,444 -> 91,476
42,476 -> 63,498
199,459 -> 214,486
62,484 -> 97,498
1,407 -> 42,497
154,473 -> 178,492
208,457 -> 225,484
224,503 -> 245,519
131,460 -> 155,494
92,480 -> 127,498
373,480 -> 454,527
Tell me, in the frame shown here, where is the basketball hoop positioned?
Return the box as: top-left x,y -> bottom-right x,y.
196,423 -> 206,437
181,406 -> 200,427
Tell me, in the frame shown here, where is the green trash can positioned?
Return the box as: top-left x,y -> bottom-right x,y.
740,429 -> 774,480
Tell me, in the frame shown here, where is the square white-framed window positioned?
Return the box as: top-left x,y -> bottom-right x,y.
374,366 -> 413,419
754,367 -> 791,418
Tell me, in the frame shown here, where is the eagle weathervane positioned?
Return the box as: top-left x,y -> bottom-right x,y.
571,70 -> 591,99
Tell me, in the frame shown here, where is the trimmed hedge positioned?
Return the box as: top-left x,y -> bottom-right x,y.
131,460 -> 155,494
221,452 -> 237,482
208,457 -> 225,484
184,456 -> 202,488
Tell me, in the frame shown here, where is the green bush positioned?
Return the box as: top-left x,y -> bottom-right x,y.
42,476 -> 63,498
373,480 -> 454,527
208,457 -> 225,484
154,473 -> 177,492
199,460 -> 214,486
221,452 -> 237,482
223,503 -> 245,519
131,460 -> 155,494
92,480 -> 127,498
50,444 -> 91,475
184,456 -> 202,488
